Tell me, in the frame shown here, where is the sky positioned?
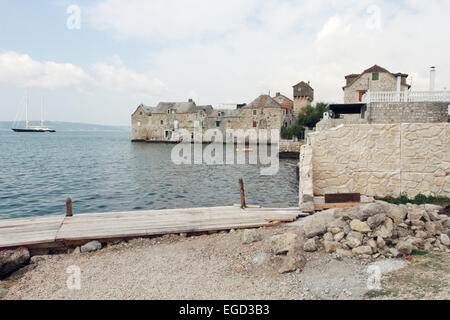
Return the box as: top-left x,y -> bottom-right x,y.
0,0 -> 449,126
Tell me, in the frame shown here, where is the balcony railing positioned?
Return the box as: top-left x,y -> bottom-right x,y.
362,90 -> 450,103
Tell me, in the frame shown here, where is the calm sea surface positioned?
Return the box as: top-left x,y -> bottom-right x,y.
0,130 -> 298,220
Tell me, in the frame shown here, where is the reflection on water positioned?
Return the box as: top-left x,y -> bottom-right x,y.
0,131 -> 298,219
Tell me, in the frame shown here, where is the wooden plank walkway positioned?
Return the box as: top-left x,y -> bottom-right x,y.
0,206 -> 302,249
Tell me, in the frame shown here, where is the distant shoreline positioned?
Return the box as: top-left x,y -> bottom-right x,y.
0,121 -> 130,132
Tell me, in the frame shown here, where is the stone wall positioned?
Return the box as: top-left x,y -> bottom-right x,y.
299,123 -> 450,202
299,144 -> 315,212
315,102 -> 448,132
316,117 -> 368,131
367,102 -> 449,123
344,72 -> 409,104
279,140 -> 304,154
132,105 -> 292,142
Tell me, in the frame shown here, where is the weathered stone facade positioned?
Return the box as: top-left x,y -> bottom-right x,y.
316,101 -> 448,131
299,123 -> 450,205
131,95 -> 293,142
366,102 -> 448,123
293,81 -> 314,117
131,102 -> 211,142
343,65 -> 410,104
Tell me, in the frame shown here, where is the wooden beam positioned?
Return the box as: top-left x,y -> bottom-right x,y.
315,203 -> 359,210
66,197 -> 73,217
239,178 -> 246,209
325,193 -> 360,204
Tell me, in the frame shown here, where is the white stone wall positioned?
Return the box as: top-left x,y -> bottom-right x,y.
299,144 -> 315,212
302,123 -> 450,198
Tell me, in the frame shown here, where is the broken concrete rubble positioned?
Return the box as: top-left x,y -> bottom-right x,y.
301,201 -> 449,258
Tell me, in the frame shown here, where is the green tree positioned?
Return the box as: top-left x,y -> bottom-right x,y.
281,102 -> 329,139
296,102 -> 328,128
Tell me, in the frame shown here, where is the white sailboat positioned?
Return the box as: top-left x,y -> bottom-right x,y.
12,90 -> 55,133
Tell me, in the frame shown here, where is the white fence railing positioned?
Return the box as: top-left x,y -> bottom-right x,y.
362,90 -> 450,103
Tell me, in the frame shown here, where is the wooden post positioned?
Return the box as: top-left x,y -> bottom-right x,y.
239,177 -> 246,209
66,197 -> 73,217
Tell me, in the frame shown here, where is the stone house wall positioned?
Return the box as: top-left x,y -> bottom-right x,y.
367,102 -> 449,123
299,123 -> 450,205
315,102 -> 449,132
132,110 -> 208,142
344,72 -> 409,104
293,97 -> 312,117
132,105 -> 292,142
131,106 -> 151,141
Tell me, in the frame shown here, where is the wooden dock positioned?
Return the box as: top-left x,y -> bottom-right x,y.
0,206 -> 302,250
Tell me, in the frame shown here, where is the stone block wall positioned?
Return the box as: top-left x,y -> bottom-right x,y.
299,144 -> 314,212
299,123 -> 450,202
279,140 -> 304,153
368,102 -> 449,123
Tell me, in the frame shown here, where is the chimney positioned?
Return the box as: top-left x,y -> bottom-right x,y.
188,98 -> 193,103
429,66 -> 436,91
276,92 -> 280,97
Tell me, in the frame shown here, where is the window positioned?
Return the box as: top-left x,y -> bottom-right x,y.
139,111 -> 143,115
137,121 -> 141,127
216,121 -> 221,127
174,120 -> 179,129
160,120 -> 164,125
227,120 -> 231,128
199,111 -> 203,116
372,72 -> 379,80
167,109 -> 170,114
252,121 -> 257,128
253,110 -> 257,116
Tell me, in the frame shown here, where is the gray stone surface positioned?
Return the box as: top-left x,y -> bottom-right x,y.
80,241 -> 102,253
303,209 -> 335,238
0,248 -> 30,277
242,229 -> 263,244
270,233 -> 297,255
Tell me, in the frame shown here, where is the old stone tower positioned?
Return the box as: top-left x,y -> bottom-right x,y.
292,81 -> 314,117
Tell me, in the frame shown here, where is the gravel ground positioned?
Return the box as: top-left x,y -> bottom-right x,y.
1,223 -> 428,300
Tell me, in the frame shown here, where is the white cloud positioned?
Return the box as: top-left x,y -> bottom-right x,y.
86,0 -> 450,106
0,51 -> 91,89
88,0 -> 258,42
0,51 -> 167,102
93,60 -> 167,97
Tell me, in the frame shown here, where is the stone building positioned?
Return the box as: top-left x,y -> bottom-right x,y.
343,65 -> 410,104
316,65 -> 449,131
273,92 -> 293,112
131,99 -> 214,142
131,95 -> 293,142
292,81 -> 314,117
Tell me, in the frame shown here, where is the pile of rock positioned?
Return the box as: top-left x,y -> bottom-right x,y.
0,248 -> 30,278
302,201 -> 450,259
242,229 -> 306,274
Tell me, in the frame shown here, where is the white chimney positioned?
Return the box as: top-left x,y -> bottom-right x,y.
396,75 -> 401,92
429,66 -> 436,91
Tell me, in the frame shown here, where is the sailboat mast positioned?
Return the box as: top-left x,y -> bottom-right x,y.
41,97 -> 44,127
25,89 -> 29,129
